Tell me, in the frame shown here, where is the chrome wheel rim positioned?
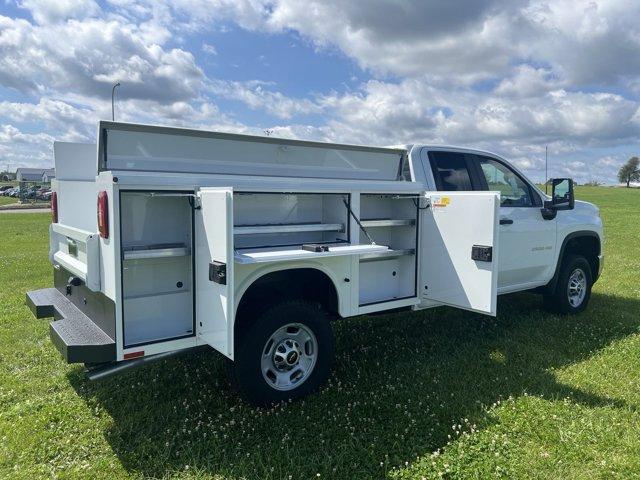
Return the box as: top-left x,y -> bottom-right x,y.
261,323 -> 317,391
567,268 -> 587,308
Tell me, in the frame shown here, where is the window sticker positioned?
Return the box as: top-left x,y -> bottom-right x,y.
432,196 -> 450,208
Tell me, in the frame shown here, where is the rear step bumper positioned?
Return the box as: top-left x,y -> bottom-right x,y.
26,288 -> 116,364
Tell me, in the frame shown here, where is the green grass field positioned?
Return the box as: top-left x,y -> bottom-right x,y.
1,186 -> 638,479
0,196 -> 18,207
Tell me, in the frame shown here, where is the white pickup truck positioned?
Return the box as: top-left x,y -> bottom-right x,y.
27,122 -> 603,405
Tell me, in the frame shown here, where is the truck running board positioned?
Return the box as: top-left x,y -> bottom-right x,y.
85,346 -> 208,382
26,288 -> 116,363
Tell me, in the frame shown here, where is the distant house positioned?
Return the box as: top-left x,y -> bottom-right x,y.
42,168 -> 56,182
15,168 -> 55,183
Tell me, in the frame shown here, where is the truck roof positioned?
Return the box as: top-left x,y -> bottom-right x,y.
397,143 -> 505,160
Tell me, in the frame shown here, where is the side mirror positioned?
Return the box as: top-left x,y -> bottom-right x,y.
551,178 -> 574,210
541,178 -> 574,220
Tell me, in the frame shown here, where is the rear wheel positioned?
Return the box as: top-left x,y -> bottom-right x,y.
226,300 -> 334,406
544,254 -> 592,314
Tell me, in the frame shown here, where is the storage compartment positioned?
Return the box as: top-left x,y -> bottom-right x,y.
359,257 -> 416,305
101,124 -> 406,181
234,192 -> 350,249
358,194 -> 418,305
120,192 -> 194,347
123,292 -> 192,346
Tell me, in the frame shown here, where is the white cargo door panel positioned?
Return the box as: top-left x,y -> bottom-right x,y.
195,187 -> 234,357
420,192 -> 500,315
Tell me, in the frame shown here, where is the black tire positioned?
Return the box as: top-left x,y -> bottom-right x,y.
544,254 -> 592,314
226,300 -> 334,406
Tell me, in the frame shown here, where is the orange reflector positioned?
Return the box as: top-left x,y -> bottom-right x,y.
124,350 -> 144,360
97,190 -> 109,239
51,191 -> 58,223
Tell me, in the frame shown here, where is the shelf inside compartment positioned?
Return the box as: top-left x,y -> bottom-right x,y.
235,244 -> 389,264
234,222 -> 345,235
357,194 -> 418,305
359,248 -> 415,262
233,192 -> 349,250
123,289 -> 191,300
122,254 -> 191,304
360,218 -> 415,228
123,243 -> 190,260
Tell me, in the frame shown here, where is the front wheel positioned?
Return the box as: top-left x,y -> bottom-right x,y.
544,254 -> 593,314
226,300 -> 334,406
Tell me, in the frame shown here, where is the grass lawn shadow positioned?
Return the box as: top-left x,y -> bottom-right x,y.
68,290 -> 639,479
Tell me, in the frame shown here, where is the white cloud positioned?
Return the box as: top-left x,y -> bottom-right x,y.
264,0 -> 526,82
0,124 -> 55,169
0,15 -> 203,102
257,0 -> 640,90
1,0 -> 639,184
597,156 -> 621,167
0,98 -> 93,135
18,0 -> 100,24
310,78 -> 640,148
494,65 -> 561,98
202,43 -> 217,56
105,0 -> 270,32
522,0 -> 640,87
208,80 -> 322,119
0,124 -> 54,146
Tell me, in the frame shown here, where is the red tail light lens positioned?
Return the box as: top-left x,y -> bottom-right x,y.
97,191 -> 109,239
51,191 -> 58,223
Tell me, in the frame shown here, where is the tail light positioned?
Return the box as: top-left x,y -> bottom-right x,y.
97,191 -> 109,239
51,191 -> 58,223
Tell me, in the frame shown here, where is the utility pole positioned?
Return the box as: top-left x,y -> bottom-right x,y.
111,82 -> 121,121
545,145 -> 548,194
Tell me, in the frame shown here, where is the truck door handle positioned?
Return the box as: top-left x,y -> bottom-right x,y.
500,218 -> 513,225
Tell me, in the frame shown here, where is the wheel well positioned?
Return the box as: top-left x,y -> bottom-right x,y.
563,234 -> 600,279
235,268 -> 339,334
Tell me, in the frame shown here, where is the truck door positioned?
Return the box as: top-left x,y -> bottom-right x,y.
420,191 -> 500,315
195,187 -> 235,358
422,148 -> 556,291
474,156 -> 556,290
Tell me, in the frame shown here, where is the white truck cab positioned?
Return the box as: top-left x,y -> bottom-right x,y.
408,145 -> 603,298
27,122 -> 603,405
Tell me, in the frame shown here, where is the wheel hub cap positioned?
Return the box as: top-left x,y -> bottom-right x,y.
261,323 -> 318,391
273,339 -> 302,371
567,268 -> 587,308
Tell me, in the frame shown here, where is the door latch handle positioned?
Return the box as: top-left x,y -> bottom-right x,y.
471,245 -> 493,262
499,218 -> 513,225
209,261 -> 227,285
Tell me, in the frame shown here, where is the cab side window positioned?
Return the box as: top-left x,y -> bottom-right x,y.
427,151 -> 479,191
478,157 -> 533,207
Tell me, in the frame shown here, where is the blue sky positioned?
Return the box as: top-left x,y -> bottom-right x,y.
194,25 -> 366,125
1,0 -> 639,183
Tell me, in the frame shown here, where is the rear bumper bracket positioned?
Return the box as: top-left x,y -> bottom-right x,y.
26,288 -> 116,364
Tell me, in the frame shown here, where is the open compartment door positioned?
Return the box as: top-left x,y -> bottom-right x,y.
195,187 -> 234,357
420,192 -> 500,315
